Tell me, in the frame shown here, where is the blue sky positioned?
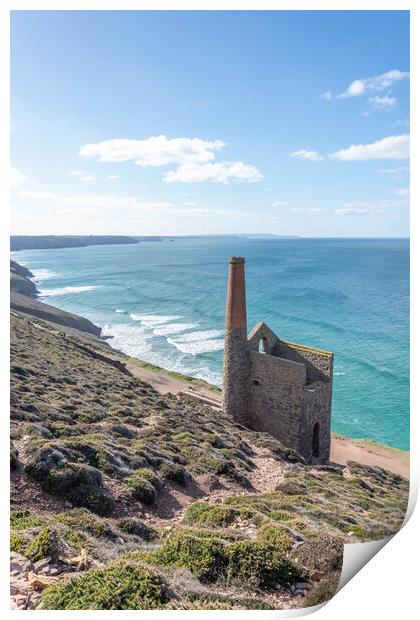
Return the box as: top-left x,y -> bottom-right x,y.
11,10 -> 410,236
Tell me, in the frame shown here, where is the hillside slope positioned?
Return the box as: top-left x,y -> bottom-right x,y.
10,311 -> 409,610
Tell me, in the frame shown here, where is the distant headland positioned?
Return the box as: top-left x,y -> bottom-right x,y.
10,235 -> 139,251
11,233 -> 301,252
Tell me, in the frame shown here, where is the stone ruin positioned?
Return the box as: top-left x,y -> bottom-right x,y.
222,256 -> 333,464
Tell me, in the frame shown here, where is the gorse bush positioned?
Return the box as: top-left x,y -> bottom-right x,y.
183,502 -> 238,527
24,527 -> 60,562
41,562 -> 168,610
10,509 -> 46,531
151,531 -> 302,589
226,540 -> 303,589
126,473 -> 157,505
153,532 -> 228,582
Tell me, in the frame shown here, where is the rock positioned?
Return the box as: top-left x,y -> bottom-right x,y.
34,557 -> 52,573
48,567 -> 60,576
309,570 -> 322,581
27,572 -> 50,590
295,582 -> 312,590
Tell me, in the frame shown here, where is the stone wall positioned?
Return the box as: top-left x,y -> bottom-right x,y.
300,381 -> 332,463
248,351 -> 306,452
222,327 -> 251,426
274,340 -> 333,384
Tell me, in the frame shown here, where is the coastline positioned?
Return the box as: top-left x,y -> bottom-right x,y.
10,258 -> 409,479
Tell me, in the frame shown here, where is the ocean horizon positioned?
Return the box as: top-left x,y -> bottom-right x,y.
12,236 -> 409,451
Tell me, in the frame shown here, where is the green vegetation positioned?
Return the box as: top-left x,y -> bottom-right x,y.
41,561 -> 167,610
10,533 -> 25,552
153,531 -> 228,582
10,509 -> 46,531
226,540 -> 303,589
24,527 -> 60,562
183,503 -> 238,527
150,531 -> 302,589
125,470 -> 160,504
10,311 -> 410,610
258,524 -> 294,551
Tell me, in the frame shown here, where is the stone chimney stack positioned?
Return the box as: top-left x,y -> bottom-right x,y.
222,257 -> 250,424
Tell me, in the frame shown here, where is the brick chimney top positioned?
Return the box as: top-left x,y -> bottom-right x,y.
225,256 -> 247,329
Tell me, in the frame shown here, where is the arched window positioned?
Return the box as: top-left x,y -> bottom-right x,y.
312,422 -> 320,458
259,336 -> 268,353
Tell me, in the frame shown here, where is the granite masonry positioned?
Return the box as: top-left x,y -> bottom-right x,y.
222,257 -> 333,464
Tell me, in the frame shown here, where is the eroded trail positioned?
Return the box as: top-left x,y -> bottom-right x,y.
141,445 -> 286,529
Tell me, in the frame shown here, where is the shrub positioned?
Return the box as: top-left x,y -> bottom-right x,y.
304,571 -> 341,607
159,462 -> 187,485
24,527 -> 60,562
10,509 -> 46,531
183,503 -> 238,527
289,532 -> 343,573
126,474 -> 157,505
41,562 -> 167,610
55,509 -> 113,538
116,517 -> 156,541
258,524 -> 294,552
226,541 -> 302,589
10,533 -> 25,552
154,532 -> 228,582
25,448 -> 114,516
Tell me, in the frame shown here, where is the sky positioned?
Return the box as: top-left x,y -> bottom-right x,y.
10,10 -> 410,237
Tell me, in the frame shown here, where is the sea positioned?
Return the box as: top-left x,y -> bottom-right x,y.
12,237 -> 409,451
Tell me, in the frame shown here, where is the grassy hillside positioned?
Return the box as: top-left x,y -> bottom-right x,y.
10,310 -> 409,610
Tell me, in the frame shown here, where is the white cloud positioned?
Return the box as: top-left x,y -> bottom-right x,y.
107,174 -> 120,179
80,135 -> 225,167
335,201 -> 397,216
329,134 -> 409,161
338,70 -> 409,98
365,95 -> 396,113
379,166 -> 408,179
79,135 -> 262,184
289,149 -> 324,162
163,161 -> 263,184
10,166 -> 26,188
272,200 -> 288,207
16,191 -> 175,211
69,169 -> 95,181
321,90 -> 333,101
289,207 -> 325,214
394,187 -> 410,197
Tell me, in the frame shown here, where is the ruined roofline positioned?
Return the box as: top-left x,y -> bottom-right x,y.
248,321 -> 333,358
278,339 -> 334,359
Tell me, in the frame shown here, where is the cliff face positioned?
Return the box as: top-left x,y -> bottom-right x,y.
10,235 -> 139,251
10,261 -> 102,338
10,261 -> 39,298
10,309 -> 409,610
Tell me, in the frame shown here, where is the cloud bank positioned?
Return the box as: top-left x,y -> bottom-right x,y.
329,134 -> 409,161
80,135 -> 262,184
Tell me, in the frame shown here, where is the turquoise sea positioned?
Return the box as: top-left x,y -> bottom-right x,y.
13,237 -> 409,451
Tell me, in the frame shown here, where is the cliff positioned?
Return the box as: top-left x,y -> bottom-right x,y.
10,261 -> 39,298
10,235 -> 139,251
10,309 -> 409,610
10,260 -> 102,338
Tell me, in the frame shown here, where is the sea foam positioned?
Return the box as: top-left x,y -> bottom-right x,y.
40,285 -> 101,297
31,268 -> 59,281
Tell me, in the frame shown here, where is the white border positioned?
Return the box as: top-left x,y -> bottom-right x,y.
1,2 -> 417,618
